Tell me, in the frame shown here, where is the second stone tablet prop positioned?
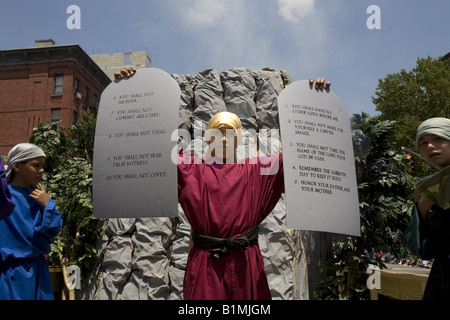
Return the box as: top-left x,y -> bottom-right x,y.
278,80 -> 360,236
93,68 -> 180,218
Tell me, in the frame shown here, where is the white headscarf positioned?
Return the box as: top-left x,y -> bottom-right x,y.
6,143 -> 46,182
416,117 -> 450,147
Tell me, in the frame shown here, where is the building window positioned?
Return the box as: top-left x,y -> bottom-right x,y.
74,78 -> 80,96
84,87 -> 90,105
72,110 -> 78,126
51,108 -> 61,124
93,94 -> 98,108
53,75 -> 63,95
124,53 -> 131,65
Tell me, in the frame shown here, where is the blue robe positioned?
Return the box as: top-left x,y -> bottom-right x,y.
406,204 -> 450,300
0,185 -> 62,300
0,159 -> 14,220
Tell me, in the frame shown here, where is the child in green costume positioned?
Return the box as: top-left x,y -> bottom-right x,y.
406,117 -> 450,300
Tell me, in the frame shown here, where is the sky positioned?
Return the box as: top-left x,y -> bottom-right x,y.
0,0 -> 448,117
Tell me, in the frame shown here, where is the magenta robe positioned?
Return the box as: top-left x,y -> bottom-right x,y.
177,150 -> 284,300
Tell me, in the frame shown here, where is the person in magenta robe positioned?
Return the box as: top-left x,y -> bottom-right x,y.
177,111 -> 284,300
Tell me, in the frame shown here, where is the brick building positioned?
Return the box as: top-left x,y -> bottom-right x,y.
0,40 -> 111,155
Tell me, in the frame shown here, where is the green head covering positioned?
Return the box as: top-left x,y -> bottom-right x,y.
415,117 -> 450,209
416,117 -> 450,147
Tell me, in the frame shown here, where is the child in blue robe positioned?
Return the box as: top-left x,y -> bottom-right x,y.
0,143 -> 62,300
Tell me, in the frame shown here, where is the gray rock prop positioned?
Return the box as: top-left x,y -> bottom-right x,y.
80,68 -> 331,300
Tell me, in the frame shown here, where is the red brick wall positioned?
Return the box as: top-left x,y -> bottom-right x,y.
0,62 -> 103,155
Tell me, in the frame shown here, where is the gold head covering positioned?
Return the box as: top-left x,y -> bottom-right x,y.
205,112 -> 242,145
204,112 -> 242,162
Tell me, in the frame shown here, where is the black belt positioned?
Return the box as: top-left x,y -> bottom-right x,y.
192,225 -> 259,259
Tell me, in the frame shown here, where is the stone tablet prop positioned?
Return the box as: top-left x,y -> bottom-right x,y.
93,68 -> 180,218
278,80 -> 360,236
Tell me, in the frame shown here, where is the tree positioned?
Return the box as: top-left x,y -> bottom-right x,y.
29,110 -> 103,297
372,56 -> 450,158
315,114 -> 416,300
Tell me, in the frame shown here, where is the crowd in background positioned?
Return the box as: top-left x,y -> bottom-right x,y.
363,250 -> 433,269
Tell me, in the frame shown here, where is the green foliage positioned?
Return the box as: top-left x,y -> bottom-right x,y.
315,238 -> 373,300
355,117 -> 416,255
29,110 -> 104,288
315,115 -> 417,300
372,56 -> 450,171
374,56 -> 450,119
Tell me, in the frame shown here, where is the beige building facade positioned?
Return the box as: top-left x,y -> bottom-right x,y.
90,51 -> 152,80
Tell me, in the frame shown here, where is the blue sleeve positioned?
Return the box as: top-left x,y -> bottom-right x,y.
406,203 -> 450,260
0,158 -> 15,220
405,204 -> 424,257
33,198 -> 63,241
